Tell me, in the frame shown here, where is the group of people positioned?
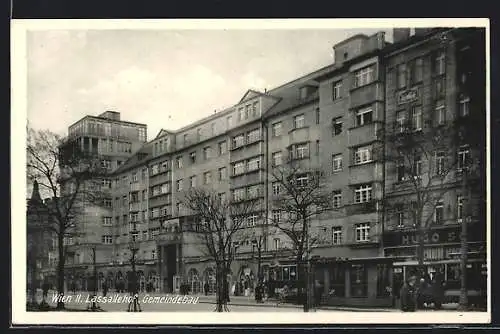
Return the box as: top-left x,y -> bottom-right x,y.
399,273 -> 446,312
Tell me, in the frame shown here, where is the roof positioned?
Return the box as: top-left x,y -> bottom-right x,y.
112,142 -> 153,174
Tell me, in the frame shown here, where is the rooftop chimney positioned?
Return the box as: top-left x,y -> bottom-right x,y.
393,28 -> 411,43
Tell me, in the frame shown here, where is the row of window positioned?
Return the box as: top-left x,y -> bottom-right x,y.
231,128 -> 261,149
396,51 -> 445,90
232,156 -> 262,176
231,185 -> 262,202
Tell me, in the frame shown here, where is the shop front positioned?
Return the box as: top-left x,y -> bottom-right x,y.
384,224 -> 487,305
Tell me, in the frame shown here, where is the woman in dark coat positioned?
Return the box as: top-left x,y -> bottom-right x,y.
400,275 -> 418,312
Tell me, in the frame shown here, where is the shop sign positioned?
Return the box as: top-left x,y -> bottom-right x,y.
383,225 -> 484,248
397,88 -> 419,105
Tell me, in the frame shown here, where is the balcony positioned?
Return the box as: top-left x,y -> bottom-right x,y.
348,122 -> 382,148
349,82 -> 382,109
288,126 -> 310,144
348,161 -> 382,184
130,182 -> 141,192
344,201 -> 377,216
129,202 -> 141,212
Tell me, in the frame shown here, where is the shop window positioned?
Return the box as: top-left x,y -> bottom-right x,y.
350,264 -> 368,297
376,264 -> 391,297
328,264 -> 345,297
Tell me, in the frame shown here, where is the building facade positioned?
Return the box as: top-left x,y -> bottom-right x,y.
36,27 -> 487,307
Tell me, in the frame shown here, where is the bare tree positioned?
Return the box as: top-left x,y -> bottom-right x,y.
268,162 -> 335,311
382,119 -> 461,271
26,128 -> 106,309
181,188 -> 258,312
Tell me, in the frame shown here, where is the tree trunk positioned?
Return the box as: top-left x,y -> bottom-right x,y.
214,264 -> 229,312
56,232 -> 65,309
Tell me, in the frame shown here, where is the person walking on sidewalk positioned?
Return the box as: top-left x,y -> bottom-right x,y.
400,275 -> 417,312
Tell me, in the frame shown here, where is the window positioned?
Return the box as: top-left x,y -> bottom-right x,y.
189,152 -> 196,164
411,106 -> 423,131
435,201 -> 444,224
457,195 -> 464,220
218,192 -> 226,203
355,223 -> 370,242
218,167 -> 227,180
273,238 -> 280,250
272,122 -> 282,137
143,231 -> 148,240
183,133 -> 189,145
354,185 -> 372,203
435,103 -> 446,125
102,235 -> 113,244
103,199 -> 112,208
247,185 -> 260,199
203,147 -> 211,160
329,264 -> 346,297
238,107 -> 245,121
296,174 -> 309,188
293,143 -> 309,159
247,128 -> 261,143
397,63 -> 407,89
176,179 -> 183,191
103,217 -> 112,226
151,164 -> 159,175
332,154 -> 343,172
232,161 -> 245,176
435,151 -> 446,175
232,188 -> 245,202
459,96 -> 470,117
196,128 -> 202,141
203,172 -> 212,185
272,151 -> 282,166
150,228 -> 160,239
376,264 -> 391,297
353,66 -> 374,88
354,146 -> 372,164
211,123 -> 216,136
332,190 -> 342,208
272,182 -> 281,196
227,116 -> 233,129
410,57 -> 423,83
247,157 -> 261,172
350,264 -> 368,297
434,77 -> 446,99
293,114 -> 305,129
397,208 -> 405,228
190,176 -> 196,188
232,134 -> 245,149
457,145 -> 470,170
332,118 -> 343,136
413,154 -> 422,176
247,215 -> 258,227
315,108 -> 320,124
218,141 -> 227,155
435,50 -> 446,75
356,108 -> 373,126
333,81 -> 342,100
272,210 -> 282,223
176,156 -> 183,169
102,179 -> 112,189
332,227 -> 342,245
396,111 -> 406,133
101,160 -> 111,169
252,101 -> 259,117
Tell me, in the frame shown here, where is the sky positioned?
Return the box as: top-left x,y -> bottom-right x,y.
27,28 -> 393,140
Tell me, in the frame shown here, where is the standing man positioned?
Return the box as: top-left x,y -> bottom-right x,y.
400,275 -> 418,312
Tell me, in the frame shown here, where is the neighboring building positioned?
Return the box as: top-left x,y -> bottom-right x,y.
60,111 -> 147,291
382,28 -> 487,303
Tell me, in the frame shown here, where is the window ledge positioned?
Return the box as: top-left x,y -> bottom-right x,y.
288,126 -> 309,134
349,160 -> 376,168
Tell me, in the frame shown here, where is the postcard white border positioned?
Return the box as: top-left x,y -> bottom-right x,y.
11,18 -> 491,325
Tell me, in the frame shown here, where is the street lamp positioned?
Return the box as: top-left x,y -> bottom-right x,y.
127,230 -> 142,312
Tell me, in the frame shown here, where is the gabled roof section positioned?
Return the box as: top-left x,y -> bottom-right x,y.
154,129 -> 172,140
238,89 -> 265,104
113,142 -> 153,175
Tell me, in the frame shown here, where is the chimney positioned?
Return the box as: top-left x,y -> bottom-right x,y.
393,28 -> 411,43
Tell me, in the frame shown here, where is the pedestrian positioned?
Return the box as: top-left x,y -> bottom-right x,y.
102,281 -> 108,297
204,281 -> 209,296
42,281 -> 49,301
400,275 -> 418,312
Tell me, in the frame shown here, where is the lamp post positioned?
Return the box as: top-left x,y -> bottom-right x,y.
87,246 -> 101,311
127,230 -> 142,312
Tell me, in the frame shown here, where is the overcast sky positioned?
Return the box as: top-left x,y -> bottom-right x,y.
27,28 -> 393,140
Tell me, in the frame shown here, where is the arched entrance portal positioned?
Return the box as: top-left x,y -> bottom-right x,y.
187,268 -> 202,294
237,265 -> 255,296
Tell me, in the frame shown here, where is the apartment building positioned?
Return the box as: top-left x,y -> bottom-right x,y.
382,28 -> 487,303
36,27 -> 486,307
